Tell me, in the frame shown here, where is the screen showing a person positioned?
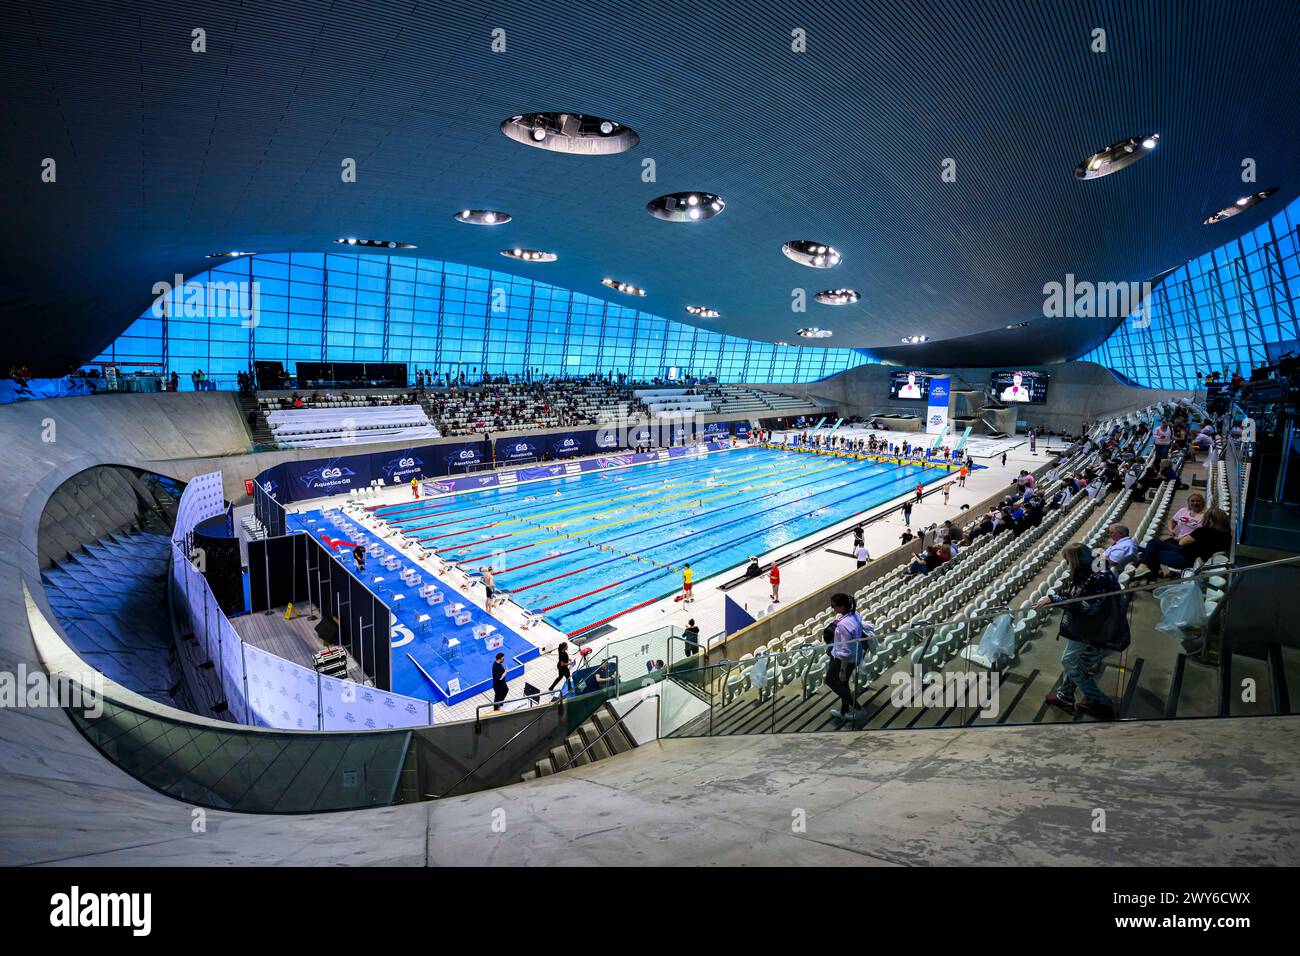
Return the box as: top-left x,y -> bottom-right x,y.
890,370 -> 930,401
990,370 -> 1050,404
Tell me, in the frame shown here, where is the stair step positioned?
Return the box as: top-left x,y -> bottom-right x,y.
579,721 -> 614,761
591,708 -> 634,754
535,760 -> 554,777
565,733 -> 590,766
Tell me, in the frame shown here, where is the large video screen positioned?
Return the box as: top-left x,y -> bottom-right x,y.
990,369 -> 1050,404
889,370 -> 930,401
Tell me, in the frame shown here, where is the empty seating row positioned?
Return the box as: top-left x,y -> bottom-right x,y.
265,404 -> 439,448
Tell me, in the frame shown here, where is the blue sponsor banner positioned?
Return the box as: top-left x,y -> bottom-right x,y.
495,436 -> 543,464
256,463 -> 286,502
547,431 -> 592,458
371,450 -> 427,485
517,463 -> 569,483
732,421 -> 751,437
441,440 -> 487,472
283,455 -> 373,497
926,376 -> 951,436
702,421 -> 731,438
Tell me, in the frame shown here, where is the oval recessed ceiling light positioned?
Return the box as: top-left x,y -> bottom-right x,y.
205,250 -> 254,258
646,192 -> 726,222
1074,134 -> 1159,180
783,240 -> 842,268
814,289 -> 860,305
500,112 -> 639,155
1204,187 -> 1278,224
1005,322 -> 1029,329
901,334 -> 930,344
602,278 -> 645,297
685,305 -> 720,318
333,237 -> 417,249
500,248 -> 558,262
454,209 -> 512,226
797,327 -> 833,338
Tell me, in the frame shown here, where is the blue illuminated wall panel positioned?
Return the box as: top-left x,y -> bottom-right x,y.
1079,196 -> 1300,389
94,254 -> 871,386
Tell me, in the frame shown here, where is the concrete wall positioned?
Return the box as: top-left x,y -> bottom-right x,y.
754,361 -> 1188,434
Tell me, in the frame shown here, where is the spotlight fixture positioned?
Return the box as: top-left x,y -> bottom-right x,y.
783,240 -> 842,268
901,334 -> 930,344
500,248 -> 558,262
775,341 -> 790,346
602,278 -> 645,297
205,251 -> 254,258
1204,187 -> 1278,224
501,112 -> 639,155
1005,322 -> 1029,329
333,237 -> 417,249
454,209 -> 512,226
796,327 -> 833,338
1074,134 -> 1159,180
646,192 -> 726,222
685,305 -> 720,318
814,289 -> 860,305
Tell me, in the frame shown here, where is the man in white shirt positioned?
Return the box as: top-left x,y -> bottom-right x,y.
899,372 -> 922,399
1098,523 -> 1137,570
1000,371 -> 1032,402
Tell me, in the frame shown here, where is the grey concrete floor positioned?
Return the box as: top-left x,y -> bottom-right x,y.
7,715 -> 1297,866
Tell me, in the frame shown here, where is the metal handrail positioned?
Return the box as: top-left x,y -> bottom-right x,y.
556,693 -> 660,773
674,556 -> 1300,689
470,654 -> 621,730
433,708 -> 554,799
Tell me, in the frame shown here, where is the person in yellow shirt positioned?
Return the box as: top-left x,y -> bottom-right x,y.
681,563 -> 694,604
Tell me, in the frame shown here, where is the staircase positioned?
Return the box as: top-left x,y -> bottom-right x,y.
235,392 -> 275,449
519,703 -> 637,781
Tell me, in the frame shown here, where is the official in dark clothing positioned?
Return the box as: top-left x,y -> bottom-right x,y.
683,620 -> 701,656
491,652 -> 509,710
548,642 -> 572,693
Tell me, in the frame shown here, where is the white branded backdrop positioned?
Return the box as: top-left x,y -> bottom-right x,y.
170,470 -> 433,730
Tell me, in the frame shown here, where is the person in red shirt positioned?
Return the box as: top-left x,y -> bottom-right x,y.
769,562 -> 781,603
914,482 -> 924,503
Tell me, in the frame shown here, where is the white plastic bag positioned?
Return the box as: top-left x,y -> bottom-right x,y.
977,613 -> 1015,668
1154,580 -> 1207,636
749,654 -> 769,691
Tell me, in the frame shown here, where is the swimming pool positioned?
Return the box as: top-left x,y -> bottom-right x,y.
372,446 -> 951,636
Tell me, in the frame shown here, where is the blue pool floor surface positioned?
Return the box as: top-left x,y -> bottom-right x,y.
373,446 -> 959,637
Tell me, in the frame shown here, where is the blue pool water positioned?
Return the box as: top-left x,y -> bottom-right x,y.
373,447 -> 953,636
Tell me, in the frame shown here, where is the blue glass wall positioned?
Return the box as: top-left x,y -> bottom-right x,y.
1079,196 -> 1300,389
95,253 -> 871,385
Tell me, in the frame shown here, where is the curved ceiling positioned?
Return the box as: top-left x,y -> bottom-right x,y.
1,0 -> 1297,373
